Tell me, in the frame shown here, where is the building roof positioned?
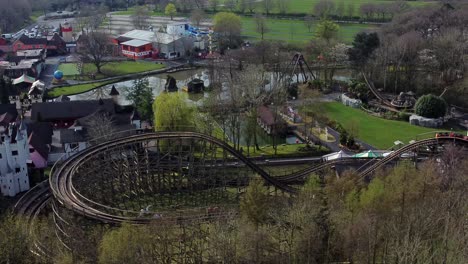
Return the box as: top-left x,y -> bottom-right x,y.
17,34 -> 48,46
28,85 -> 42,96
109,85 -> 119,96
12,74 -> 35,85
257,106 -> 276,126
30,99 -> 115,121
16,49 -> 44,57
0,104 -> 18,122
119,30 -> 183,45
121,39 -> 152,47
55,95 -> 70,102
58,128 -> 85,143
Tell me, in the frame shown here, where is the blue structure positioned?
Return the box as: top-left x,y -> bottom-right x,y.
54,70 -> 64,80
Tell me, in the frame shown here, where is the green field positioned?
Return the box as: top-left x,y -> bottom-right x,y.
321,102 -> 440,149
241,16 -> 377,43
222,0 -> 436,15
47,81 -> 115,97
58,63 -> 80,75
58,61 -> 165,80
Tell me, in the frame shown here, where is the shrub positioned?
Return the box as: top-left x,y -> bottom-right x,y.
414,94 -> 447,118
340,132 -> 348,146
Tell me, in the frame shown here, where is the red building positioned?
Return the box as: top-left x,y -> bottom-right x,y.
13,35 -> 47,52
120,39 -> 154,59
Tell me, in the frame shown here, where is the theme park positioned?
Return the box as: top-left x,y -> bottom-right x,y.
0,0 -> 467,263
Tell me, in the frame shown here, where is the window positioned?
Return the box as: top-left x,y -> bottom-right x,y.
15,168 -> 20,173
29,148 -> 34,153
12,150 -> 18,156
0,153 -> 2,158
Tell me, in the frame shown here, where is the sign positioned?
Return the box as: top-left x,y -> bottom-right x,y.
122,50 -> 151,57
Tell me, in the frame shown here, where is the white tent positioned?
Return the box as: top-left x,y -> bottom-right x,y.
322,150 -> 350,161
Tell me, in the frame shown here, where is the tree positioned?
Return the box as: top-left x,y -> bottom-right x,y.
240,177 -> 270,227
165,3 -> 177,20
131,5 -> 150,29
190,8 -> 205,27
153,92 -> 195,131
78,31 -> 113,74
126,78 -> 154,121
85,111 -> 118,144
315,19 -> 340,43
347,32 -> 380,69
313,0 -> 335,19
346,2 -> 355,18
225,0 -> 236,11
254,13 -> 269,40
246,0 -> 256,13
213,12 -> 242,51
238,0 -> 246,13
209,0 -> 219,12
304,14 -> 314,33
0,215 -> 35,264
414,94 -> 447,118
263,0 -> 275,16
336,1 -> 345,19
277,0 -> 289,15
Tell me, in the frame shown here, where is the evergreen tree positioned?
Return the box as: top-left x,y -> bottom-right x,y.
126,78 -> 154,121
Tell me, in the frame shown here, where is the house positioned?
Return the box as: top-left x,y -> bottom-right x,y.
48,106 -> 141,163
27,122 -> 53,169
46,34 -> 67,55
116,30 -> 193,59
167,22 -> 188,36
13,35 -> 48,52
120,39 -> 154,59
257,106 -> 287,135
0,38 -> 13,53
3,59 -> 44,79
30,99 -> 116,128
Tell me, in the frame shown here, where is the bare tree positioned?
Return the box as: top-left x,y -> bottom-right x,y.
277,0 -> 290,15
78,31 -> 113,74
346,2 -> 355,18
254,13 -> 269,40
263,0 -> 275,16
314,0 -> 335,19
85,111 -> 118,144
131,5 -> 150,29
225,0 -> 236,11
246,0 -> 256,14
209,0 -> 219,11
304,14 -> 314,33
190,8 -> 205,27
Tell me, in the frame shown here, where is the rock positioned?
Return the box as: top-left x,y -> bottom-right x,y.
409,114 -> 444,128
341,93 -> 362,108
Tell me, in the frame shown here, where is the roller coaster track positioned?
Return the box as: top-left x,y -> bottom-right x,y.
359,137 -> 467,178
13,180 -> 52,258
362,73 -> 393,107
45,132 -> 468,225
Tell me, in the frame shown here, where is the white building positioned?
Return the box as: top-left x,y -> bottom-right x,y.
166,22 -> 187,36
0,122 -> 30,197
117,30 -> 194,59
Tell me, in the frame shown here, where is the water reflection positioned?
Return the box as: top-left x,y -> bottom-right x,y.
69,69 -> 210,105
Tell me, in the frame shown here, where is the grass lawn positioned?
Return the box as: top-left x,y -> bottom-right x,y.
47,80 -> 115,97
241,16 -> 377,44
58,61 -> 165,81
321,102 -> 440,149
58,63 -> 80,75
220,0 -> 436,15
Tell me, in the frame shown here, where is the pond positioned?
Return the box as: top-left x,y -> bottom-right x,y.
69,68 -> 210,105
